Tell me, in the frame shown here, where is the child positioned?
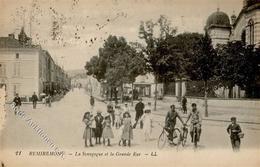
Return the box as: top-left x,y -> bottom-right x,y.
114,105 -> 122,129
102,113 -> 114,146
94,111 -> 103,144
82,112 -> 93,147
120,112 -> 133,147
140,109 -> 153,141
227,117 -> 243,152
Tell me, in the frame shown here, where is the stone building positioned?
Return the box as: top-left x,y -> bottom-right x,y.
0,28 -> 70,102
204,0 -> 260,98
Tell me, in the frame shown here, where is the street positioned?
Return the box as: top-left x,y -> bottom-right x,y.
1,88 -> 260,152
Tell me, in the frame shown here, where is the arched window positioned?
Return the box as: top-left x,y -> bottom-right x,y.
248,19 -> 254,45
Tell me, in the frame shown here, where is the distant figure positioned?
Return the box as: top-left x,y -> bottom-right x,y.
90,95 -> 95,109
114,105 -> 122,129
13,93 -> 21,115
123,103 -> 130,113
107,103 -> 115,126
227,117 -> 243,152
133,98 -> 145,129
182,96 -> 187,114
45,94 -> 52,107
31,92 -> 38,109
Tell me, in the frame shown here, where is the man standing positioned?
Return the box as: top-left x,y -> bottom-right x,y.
31,92 -> 38,109
90,95 -> 95,109
133,98 -> 145,129
13,93 -> 21,115
182,96 -> 187,114
165,105 -> 185,142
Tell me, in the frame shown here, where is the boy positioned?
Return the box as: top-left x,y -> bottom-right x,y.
227,117 -> 242,151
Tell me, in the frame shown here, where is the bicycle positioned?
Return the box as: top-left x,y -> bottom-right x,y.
191,123 -> 200,148
157,123 -> 188,149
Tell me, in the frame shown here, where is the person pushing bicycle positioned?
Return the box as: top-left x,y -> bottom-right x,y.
185,103 -> 202,143
165,104 -> 185,142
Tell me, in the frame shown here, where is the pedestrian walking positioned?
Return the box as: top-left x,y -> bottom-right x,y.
140,109 -> 153,141
114,105 -> 122,129
102,114 -> 114,146
227,117 -> 243,152
83,112 -> 93,147
90,95 -> 95,109
133,98 -> 144,129
120,112 -> 133,147
31,92 -> 38,109
182,96 -> 187,114
13,93 -> 21,115
45,94 -> 52,107
94,111 -> 104,144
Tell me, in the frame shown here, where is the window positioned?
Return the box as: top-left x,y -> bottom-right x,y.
16,53 -> 19,59
0,63 -> 6,77
248,19 -> 254,45
13,62 -> 20,77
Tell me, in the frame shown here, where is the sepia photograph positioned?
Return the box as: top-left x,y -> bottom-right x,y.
0,0 -> 260,166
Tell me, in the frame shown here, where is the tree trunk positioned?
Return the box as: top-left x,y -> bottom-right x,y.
121,84 -> 124,104
114,87 -> 118,104
204,80 -> 208,117
110,86 -> 112,101
131,82 -> 134,106
154,75 -> 158,111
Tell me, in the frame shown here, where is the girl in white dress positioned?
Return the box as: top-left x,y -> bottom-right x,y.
140,109 -> 153,141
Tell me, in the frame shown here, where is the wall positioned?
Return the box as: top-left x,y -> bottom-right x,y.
0,48 -> 39,101
208,27 -> 231,48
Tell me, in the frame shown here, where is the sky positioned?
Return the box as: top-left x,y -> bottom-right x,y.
0,0 -> 243,71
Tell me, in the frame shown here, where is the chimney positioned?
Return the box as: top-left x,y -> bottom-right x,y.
8,34 -> 15,39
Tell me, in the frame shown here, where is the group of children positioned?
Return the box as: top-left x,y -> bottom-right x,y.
82,102 -> 153,147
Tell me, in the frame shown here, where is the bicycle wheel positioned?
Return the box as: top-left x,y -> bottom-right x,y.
172,128 -> 181,145
158,130 -> 167,149
182,128 -> 188,147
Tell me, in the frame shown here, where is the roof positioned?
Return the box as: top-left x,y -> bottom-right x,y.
205,9 -> 231,30
0,37 -> 22,48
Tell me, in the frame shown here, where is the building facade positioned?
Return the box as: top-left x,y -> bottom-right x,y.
0,28 -> 70,102
204,0 -> 260,98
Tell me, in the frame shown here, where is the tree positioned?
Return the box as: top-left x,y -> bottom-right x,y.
186,33 -> 217,117
216,41 -> 245,98
139,15 -> 177,110
128,42 -> 146,105
85,35 -> 147,103
217,42 -> 260,98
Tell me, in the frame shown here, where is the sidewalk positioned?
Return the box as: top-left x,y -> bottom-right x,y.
91,93 -> 260,124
